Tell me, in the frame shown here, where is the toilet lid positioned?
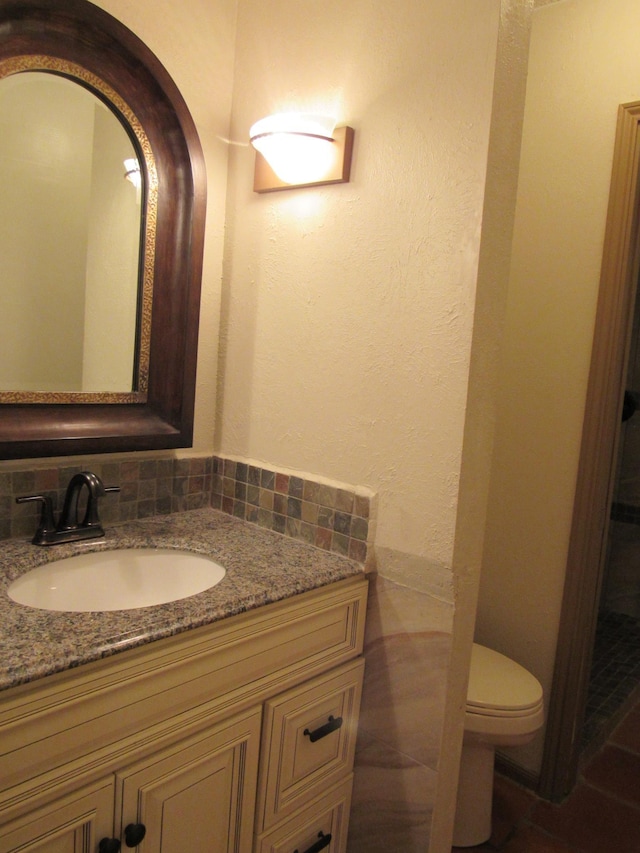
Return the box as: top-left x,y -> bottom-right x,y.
467,643 -> 543,713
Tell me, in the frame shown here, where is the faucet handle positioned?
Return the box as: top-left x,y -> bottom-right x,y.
15,494 -> 57,545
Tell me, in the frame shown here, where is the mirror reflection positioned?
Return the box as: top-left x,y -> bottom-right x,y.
0,72 -> 142,396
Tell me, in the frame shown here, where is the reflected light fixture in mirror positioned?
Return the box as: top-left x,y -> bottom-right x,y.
250,113 -> 354,193
124,157 -> 141,188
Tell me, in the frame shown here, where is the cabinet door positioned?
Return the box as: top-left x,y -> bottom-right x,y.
0,778 -> 114,853
116,708 -> 261,853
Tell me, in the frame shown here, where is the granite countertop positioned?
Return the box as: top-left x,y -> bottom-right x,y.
0,507 -> 365,693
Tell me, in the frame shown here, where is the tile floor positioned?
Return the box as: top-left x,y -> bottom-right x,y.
451,692 -> 640,852
582,611 -> 640,749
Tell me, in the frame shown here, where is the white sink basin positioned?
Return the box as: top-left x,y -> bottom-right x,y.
7,548 -> 225,612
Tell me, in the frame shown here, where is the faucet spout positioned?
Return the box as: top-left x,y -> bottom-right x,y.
58,471 -> 107,532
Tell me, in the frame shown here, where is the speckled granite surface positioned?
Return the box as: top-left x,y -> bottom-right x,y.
0,507 -> 365,692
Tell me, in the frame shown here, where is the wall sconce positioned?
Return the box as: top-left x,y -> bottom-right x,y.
123,158 -> 141,188
249,113 -> 354,193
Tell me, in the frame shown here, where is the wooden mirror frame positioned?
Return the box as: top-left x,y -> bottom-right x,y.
0,0 -> 206,459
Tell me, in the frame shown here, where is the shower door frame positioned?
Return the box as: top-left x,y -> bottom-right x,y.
539,100 -> 640,801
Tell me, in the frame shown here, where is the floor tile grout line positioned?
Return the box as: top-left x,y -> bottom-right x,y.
520,819 -> 591,853
591,740 -> 640,758
577,779 -> 640,813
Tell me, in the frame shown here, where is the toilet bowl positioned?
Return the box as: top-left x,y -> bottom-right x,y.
452,643 -> 544,848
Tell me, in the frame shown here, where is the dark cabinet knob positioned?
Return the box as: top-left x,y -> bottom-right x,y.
98,839 -> 121,853
124,823 -> 147,847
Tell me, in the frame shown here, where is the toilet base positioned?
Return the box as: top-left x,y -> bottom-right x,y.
452,740 -> 495,847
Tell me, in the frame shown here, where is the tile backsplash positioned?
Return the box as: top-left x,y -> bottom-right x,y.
0,454 -> 374,565
0,457 -> 213,541
212,456 -> 372,564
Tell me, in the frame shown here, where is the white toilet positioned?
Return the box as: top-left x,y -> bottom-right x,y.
452,643 -> 544,847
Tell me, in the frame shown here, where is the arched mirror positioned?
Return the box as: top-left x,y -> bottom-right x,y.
0,0 -> 206,459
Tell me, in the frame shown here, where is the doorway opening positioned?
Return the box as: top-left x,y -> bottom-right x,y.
581,279 -> 640,754
540,101 -> 640,801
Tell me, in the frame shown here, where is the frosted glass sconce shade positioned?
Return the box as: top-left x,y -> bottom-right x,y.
250,113 -> 354,193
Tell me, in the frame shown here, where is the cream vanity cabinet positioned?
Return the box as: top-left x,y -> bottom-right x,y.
0,576 -> 367,853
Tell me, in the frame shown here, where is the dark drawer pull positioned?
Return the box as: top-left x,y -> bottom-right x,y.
294,830 -> 332,853
303,715 -> 343,743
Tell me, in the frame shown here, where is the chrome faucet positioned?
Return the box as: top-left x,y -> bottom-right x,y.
16,471 -> 120,546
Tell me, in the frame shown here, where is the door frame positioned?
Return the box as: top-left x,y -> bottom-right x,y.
539,101 -> 640,800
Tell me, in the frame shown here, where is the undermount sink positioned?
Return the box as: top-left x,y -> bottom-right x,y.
7,548 -> 226,612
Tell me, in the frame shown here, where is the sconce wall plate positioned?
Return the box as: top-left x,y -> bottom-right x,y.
253,125 -> 354,193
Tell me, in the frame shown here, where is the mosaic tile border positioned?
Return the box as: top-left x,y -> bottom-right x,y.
0,454 -> 374,566
212,456 -> 372,564
0,457 -> 212,541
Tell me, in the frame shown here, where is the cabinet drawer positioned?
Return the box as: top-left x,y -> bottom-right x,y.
256,658 -> 363,832
255,776 -> 352,853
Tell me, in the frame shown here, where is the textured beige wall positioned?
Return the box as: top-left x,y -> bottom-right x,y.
431,1 -> 534,846
478,0 -> 640,775
219,0 -> 500,592
219,3 -> 507,847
